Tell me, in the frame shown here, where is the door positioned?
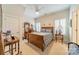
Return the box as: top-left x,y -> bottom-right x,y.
76,8 -> 79,44
72,9 -> 77,43
72,7 -> 79,44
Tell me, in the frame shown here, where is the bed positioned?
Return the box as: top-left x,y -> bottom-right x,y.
28,32 -> 53,51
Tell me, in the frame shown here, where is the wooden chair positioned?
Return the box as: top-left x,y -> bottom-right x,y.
0,33 -> 4,55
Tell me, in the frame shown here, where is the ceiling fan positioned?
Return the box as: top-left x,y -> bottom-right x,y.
34,5 -> 42,15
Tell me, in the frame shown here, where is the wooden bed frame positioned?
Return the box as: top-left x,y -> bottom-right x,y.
28,27 -> 54,51
28,33 -> 45,51
28,33 -> 53,51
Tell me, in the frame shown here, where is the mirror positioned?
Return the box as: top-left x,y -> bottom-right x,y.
23,22 -> 30,39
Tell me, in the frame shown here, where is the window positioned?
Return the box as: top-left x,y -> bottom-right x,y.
55,18 -> 66,35
33,22 -> 41,32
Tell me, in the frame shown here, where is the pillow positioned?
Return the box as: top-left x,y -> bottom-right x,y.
69,44 -> 79,55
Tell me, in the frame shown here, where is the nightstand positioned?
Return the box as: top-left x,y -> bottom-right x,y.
55,34 -> 63,43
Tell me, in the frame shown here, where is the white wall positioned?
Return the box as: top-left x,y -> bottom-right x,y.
23,16 -> 34,24
36,9 -> 70,43
37,9 -> 69,27
2,4 -> 35,40
2,4 -> 25,39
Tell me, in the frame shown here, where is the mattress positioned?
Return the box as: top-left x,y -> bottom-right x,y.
31,32 -> 51,35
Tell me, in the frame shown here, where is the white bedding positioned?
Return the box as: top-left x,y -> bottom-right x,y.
31,32 -> 53,48
43,33 -> 52,48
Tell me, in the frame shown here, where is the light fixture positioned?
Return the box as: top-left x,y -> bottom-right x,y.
35,5 -> 40,15
36,11 -> 39,15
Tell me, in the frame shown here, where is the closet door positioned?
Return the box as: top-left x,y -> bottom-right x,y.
77,9 -> 79,44
72,8 -> 77,43
72,7 -> 79,44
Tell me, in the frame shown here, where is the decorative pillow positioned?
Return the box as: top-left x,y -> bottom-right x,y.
69,44 -> 79,55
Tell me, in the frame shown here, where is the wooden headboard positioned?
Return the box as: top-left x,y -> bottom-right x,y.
41,27 -> 54,34
41,27 -> 53,29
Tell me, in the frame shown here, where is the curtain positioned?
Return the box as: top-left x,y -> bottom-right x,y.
55,18 -> 66,35
33,22 -> 41,32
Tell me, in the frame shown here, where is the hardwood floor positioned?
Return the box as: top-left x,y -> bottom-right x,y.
4,38 -> 68,55
20,39 -> 68,55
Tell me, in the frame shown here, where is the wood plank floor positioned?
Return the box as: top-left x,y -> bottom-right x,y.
20,39 -> 68,55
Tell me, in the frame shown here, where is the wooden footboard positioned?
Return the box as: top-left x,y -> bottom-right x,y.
28,33 -> 45,51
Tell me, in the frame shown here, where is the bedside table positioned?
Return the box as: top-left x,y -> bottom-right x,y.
55,34 -> 64,43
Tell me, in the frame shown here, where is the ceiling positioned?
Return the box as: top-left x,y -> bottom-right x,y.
23,4 -> 70,18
